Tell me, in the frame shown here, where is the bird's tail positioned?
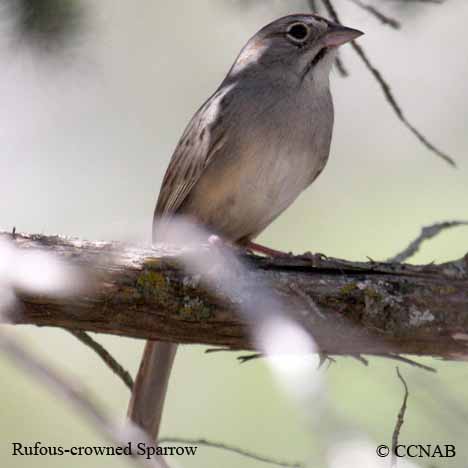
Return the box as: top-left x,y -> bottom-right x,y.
127,340 -> 177,440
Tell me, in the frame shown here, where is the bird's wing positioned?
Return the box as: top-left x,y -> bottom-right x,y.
154,87 -> 230,221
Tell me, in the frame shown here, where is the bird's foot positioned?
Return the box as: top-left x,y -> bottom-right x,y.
208,237 -> 291,258
298,251 -> 328,266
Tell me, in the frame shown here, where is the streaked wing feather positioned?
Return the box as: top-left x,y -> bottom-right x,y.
154,89 -> 228,220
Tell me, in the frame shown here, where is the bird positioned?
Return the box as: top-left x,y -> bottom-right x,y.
128,13 -> 363,439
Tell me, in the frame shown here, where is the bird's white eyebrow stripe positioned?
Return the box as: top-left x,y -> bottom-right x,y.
229,41 -> 268,76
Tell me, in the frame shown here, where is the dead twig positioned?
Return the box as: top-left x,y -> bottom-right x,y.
0,329 -> 167,468
320,0 -> 455,167
376,353 -> 436,372
307,0 -> 319,13
239,352 -> 435,372
159,437 -> 303,468
238,353 -> 263,363
348,0 -> 400,29
335,55 -> 349,77
211,346 -> 434,375
309,0 -> 350,76
204,347 -> 234,353
318,352 -> 337,369
387,1 -> 443,4
388,220 -> 468,263
67,329 -> 134,390
350,354 -> 369,366
391,368 -> 409,467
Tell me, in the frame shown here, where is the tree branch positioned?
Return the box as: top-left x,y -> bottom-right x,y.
159,437 -> 303,468
391,368 -> 409,467
388,220 -> 468,263
3,231 -> 468,360
67,329 -> 134,390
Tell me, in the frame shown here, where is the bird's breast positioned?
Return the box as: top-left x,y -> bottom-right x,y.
181,85 -> 334,241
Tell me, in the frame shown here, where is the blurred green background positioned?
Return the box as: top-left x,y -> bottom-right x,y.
1,0 -> 467,467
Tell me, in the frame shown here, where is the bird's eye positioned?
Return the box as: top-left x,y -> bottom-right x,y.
286,23 -> 310,44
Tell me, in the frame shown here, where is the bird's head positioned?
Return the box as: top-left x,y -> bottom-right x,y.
229,14 -> 363,86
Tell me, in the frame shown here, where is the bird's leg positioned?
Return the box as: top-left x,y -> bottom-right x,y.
244,241 -> 290,257
209,235 -> 289,257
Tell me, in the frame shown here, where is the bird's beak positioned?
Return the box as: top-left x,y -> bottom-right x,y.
320,24 -> 364,48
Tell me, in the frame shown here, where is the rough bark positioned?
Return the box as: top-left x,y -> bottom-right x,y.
2,231 -> 468,359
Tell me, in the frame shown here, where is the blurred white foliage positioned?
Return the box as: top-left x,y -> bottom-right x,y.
258,317 -> 322,403
156,218 -> 325,418
157,218 -> 424,467
0,238 -> 83,313
0,285 -> 16,317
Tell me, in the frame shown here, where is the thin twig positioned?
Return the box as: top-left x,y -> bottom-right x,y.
376,353 -> 436,373
308,0 -> 349,76
335,55 -> 349,77
67,329 -> 134,390
204,347 -> 234,353
350,354 -> 369,366
238,353 -> 263,363
348,0 -> 400,29
0,330 -> 166,468
391,368 -> 409,467
307,0 -> 319,13
320,0 -> 455,167
388,220 -> 468,263
318,352 -> 336,369
159,437 -> 304,468
240,351 -> 435,371
386,0 -> 443,3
